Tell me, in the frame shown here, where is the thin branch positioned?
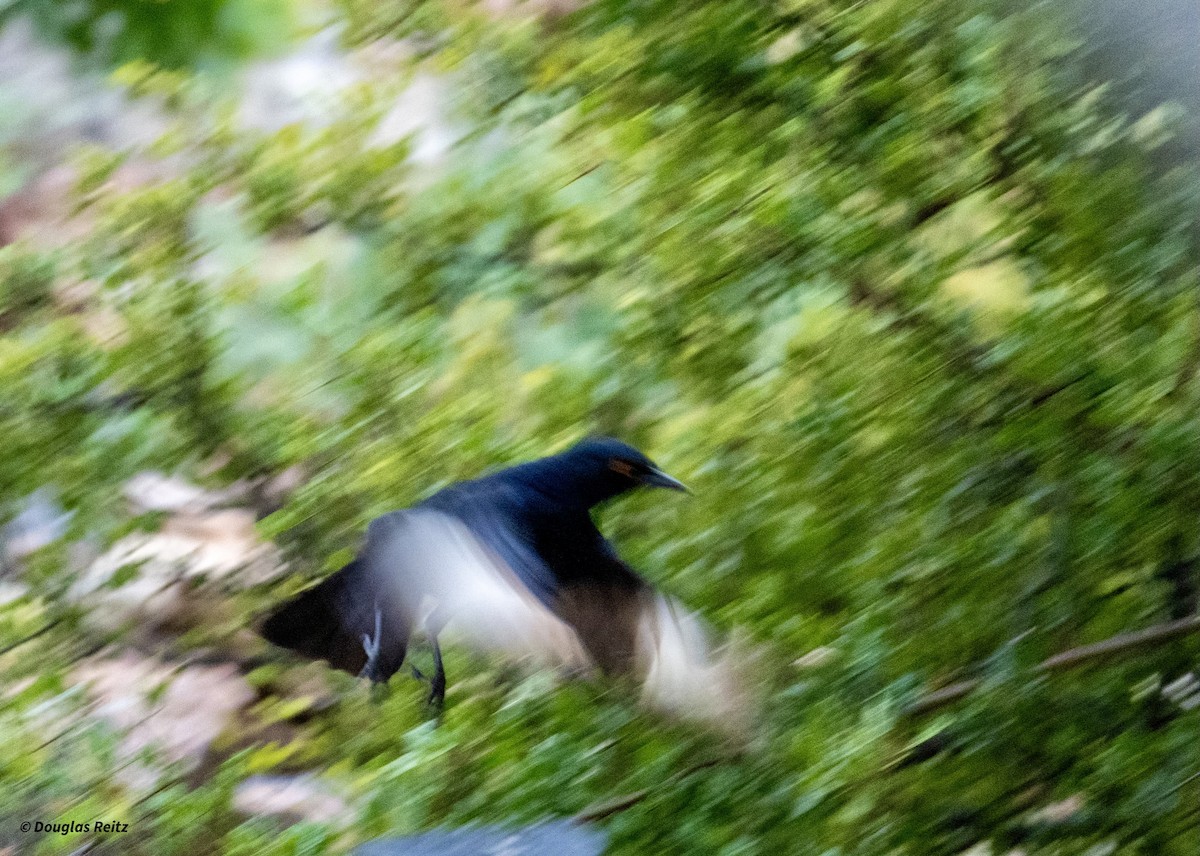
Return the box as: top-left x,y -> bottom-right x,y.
0,619 -> 60,657
574,789 -> 650,824
1167,768 -> 1200,797
904,680 -> 983,718
573,758 -> 723,823
906,615 -> 1200,718
560,163 -> 601,188
1039,615 -> 1200,671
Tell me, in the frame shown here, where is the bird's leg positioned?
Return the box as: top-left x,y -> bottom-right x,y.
426,633 -> 446,712
358,602 -> 385,684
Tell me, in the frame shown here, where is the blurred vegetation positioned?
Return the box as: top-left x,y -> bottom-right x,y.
1,0 -> 295,68
2,0 -> 1199,854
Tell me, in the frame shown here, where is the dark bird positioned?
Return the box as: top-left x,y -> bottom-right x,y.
260,437 -> 750,727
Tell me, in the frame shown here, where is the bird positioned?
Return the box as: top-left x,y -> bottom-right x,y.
260,437 -> 751,729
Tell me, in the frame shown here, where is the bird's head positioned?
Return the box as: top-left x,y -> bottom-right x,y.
559,436 -> 689,504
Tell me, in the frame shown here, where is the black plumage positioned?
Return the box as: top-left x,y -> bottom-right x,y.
261,437 -> 747,726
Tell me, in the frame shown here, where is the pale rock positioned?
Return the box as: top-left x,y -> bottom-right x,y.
69,508 -> 286,630
71,653 -> 255,792
122,471 -> 233,514
233,774 -> 350,825
1030,794 -> 1085,825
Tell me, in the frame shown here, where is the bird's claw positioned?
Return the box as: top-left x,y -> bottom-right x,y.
427,671 -> 446,711
358,604 -> 385,684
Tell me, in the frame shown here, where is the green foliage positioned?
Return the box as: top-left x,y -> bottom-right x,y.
0,243 -> 57,316
3,0 -> 294,69
2,0 -> 1200,854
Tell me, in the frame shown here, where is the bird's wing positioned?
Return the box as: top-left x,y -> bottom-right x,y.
421,480 -> 564,609
262,505 -> 755,733
261,507 -> 591,680
372,508 -> 592,668
424,480 -> 656,671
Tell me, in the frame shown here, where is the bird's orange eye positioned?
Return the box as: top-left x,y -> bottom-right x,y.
608,459 -> 635,478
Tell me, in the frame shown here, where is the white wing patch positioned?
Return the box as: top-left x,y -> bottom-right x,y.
374,510 -> 756,733
637,594 -> 757,735
375,510 -> 591,671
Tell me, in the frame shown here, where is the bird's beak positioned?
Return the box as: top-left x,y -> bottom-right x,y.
642,467 -> 690,493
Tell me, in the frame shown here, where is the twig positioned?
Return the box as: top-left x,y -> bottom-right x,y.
904,680 -> 982,718
561,163 -> 601,188
574,788 -> 650,823
1039,616 -> 1200,671
906,615 -> 1200,718
1167,768 -> 1200,796
573,758 -> 724,823
0,619 -> 60,657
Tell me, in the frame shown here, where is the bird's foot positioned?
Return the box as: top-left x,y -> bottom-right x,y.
426,670 -> 446,713
358,603 -> 385,683
403,658 -> 440,714
424,633 -> 446,716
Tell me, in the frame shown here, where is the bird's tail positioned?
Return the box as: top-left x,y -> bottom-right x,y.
634,594 -> 759,739
260,559 -> 408,678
